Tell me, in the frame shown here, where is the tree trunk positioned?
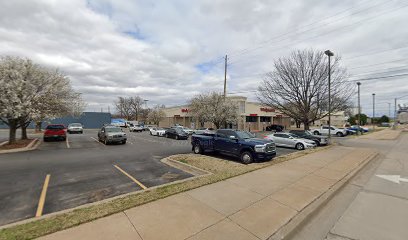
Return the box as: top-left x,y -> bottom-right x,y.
20,120 -> 30,140
303,121 -> 310,130
35,121 -> 42,132
214,122 -> 220,129
8,119 -> 18,144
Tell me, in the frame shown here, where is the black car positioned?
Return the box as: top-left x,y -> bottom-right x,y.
289,130 -> 329,146
165,128 -> 189,140
265,124 -> 284,132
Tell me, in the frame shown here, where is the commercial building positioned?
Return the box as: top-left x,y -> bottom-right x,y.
159,96 -> 291,131
313,111 -> 348,127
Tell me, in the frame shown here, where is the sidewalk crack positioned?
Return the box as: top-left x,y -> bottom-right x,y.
123,211 -> 144,240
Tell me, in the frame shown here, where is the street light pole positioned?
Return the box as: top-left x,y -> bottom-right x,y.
357,82 -> 361,135
324,50 -> 334,141
372,93 -> 375,130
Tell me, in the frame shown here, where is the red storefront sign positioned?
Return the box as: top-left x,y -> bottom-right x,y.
249,114 -> 258,116
260,107 -> 275,112
181,109 -> 189,113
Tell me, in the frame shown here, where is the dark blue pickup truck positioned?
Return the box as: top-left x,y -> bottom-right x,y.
191,129 -> 276,164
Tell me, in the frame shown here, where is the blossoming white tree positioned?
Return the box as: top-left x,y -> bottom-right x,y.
0,56 -> 85,144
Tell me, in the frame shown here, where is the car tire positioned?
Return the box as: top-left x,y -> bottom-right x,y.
122,140 -> 126,144
150,132 -> 152,135
104,138 -> 108,145
336,132 -> 343,137
80,131 -> 83,134
240,151 -> 253,164
193,144 -> 202,154
296,143 -> 305,150
165,134 -> 168,138
43,138 -> 47,142
313,131 -> 320,135
175,135 -> 179,140
314,140 -> 320,146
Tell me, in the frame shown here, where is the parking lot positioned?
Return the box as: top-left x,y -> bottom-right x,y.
0,129 -> 297,226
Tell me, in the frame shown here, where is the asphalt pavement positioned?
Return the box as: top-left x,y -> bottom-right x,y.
0,129 -> 300,226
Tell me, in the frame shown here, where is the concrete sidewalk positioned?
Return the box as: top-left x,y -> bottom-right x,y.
359,128 -> 401,140
39,146 -> 378,240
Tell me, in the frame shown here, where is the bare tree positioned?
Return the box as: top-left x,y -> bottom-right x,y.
115,97 -> 132,120
189,92 -> 238,129
129,96 -> 143,120
258,49 -> 352,130
147,105 -> 166,125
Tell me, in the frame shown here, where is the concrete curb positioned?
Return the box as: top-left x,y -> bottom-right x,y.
0,138 -> 40,154
161,156 -> 212,176
268,150 -> 379,240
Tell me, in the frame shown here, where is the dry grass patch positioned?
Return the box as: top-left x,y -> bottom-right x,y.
0,139 -> 34,150
0,147 -> 329,240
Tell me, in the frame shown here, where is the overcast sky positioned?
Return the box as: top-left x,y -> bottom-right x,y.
1,0 -> 407,117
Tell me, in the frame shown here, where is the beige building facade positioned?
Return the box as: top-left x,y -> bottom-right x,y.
312,111 -> 347,127
159,96 -> 291,131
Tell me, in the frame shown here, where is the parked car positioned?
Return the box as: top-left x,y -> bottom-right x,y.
67,123 -> 83,134
311,126 -> 347,137
150,127 -> 166,136
264,132 -> 316,150
97,125 -> 127,145
111,118 -> 127,128
288,130 -> 328,146
379,122 -> 391,127
340,128 -> 356,135
348,125 -> 369,133
129,124 -> 143,132
191,129 -> 276,164
143,125 -> 157,131
194,127 -> 216,135
44,124 -> 66,141
265,124 -> 284,132
165,128 -> 189,140
173,126 -> 194,134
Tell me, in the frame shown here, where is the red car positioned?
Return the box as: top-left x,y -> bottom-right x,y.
44,124 -> 67,141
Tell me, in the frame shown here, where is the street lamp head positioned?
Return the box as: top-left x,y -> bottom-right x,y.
324,50 -> 334,56
372,93 -> 375,96
357,82 -> 361,86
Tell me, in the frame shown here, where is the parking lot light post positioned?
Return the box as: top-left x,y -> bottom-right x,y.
357,82 -> 361,135
372,93 -> 375,130
324,50 -> 334,142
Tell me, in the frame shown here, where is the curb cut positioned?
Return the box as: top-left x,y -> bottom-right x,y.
161,156 -> 212,176
268,150 -> 379,240
0,138 -> 40,154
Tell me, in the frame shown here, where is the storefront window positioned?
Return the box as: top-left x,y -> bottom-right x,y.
246,116 -> 257,122
260,116 -> 271,122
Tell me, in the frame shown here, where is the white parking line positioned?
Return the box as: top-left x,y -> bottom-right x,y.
90,137 -> 104,145
66,137 -> 70,148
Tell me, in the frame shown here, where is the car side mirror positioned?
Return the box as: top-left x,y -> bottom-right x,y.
229,136 -> 238,141
101,130 -> 104,133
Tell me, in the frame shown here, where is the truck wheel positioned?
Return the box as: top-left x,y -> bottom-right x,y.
193,144 -> 202,154
240,151 -> 253,164
314,140 -> 320,146
336,132 -> 343,137
313,131 -> 320,135
296,143 -> 305,150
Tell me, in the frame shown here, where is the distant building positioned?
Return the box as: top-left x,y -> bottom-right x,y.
313,111 -> 347,127
160,96 -> 291,131
0,112 -> 111,129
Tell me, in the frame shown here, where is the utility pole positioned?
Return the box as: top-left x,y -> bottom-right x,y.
224,54 -> 227,98
108,106 -> 110,113
394,98 -> 397,129
388,103 -> 391,118
372,93 -> 375,130
324,50 -> 334,142
357,82 -> 361,135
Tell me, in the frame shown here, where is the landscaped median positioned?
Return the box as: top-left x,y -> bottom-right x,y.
0,147 -> 326,240
0,138 -> 40,154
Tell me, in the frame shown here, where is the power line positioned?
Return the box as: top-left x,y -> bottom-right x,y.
228,1 -> 408,66
228,0 -> 391,58
349,58 -> 408,69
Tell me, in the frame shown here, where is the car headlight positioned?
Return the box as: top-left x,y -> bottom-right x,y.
254,145 -> 266,152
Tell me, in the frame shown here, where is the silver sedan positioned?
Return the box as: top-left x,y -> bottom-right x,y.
264,133 -> 316,150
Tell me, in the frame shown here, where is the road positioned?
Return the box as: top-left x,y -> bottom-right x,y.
0,129 -> 296,226
288,131 -> 408,240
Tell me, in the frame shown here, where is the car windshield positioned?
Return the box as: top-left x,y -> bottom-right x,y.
288,133 -> 299,138
157,128 -> 165,130
304,131 -> 312,136
175,128 -> 184,134
69,123 -> 81,127
236,131 -> 254,139
105,127 -> 122,132
46,125 -> 64,130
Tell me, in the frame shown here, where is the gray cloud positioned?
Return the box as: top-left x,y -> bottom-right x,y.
1,0 -> 407,117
